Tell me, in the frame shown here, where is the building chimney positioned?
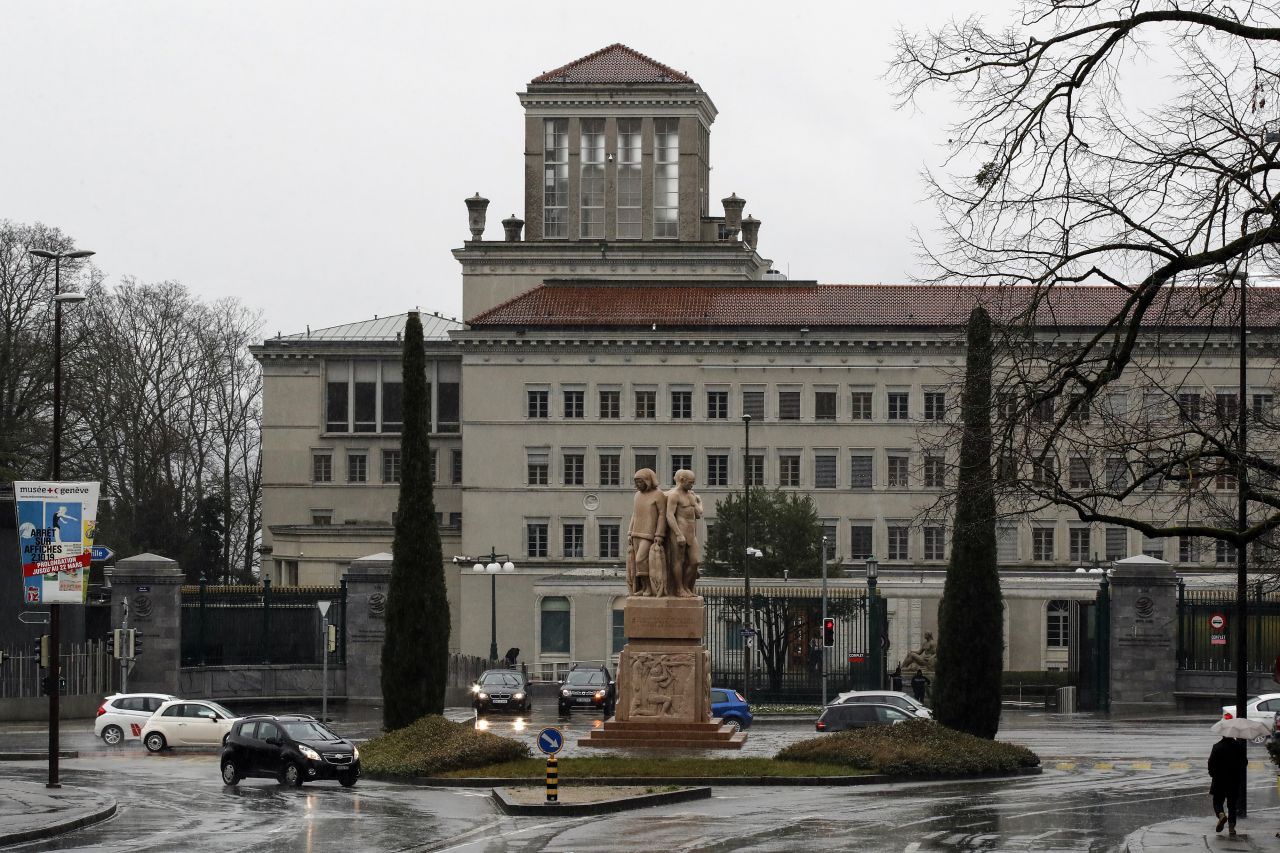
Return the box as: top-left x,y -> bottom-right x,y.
721,193 -> 746,239
502,214 -> 525,242
465,193 -> 490,241
741,215 -> 761,249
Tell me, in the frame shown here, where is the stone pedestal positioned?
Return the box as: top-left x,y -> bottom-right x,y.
1108,556 -> 1178,715
110,553 -> 183,696
343,553 -> 392,703
582,595 -> 744,749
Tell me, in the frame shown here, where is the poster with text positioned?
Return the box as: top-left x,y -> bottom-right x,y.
15,481 -> 100,605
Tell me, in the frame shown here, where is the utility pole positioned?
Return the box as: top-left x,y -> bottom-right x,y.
120,598 -> 130,693
821,534 -> 830,708
318,600 -> 331,722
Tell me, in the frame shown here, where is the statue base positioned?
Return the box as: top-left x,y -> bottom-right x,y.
579,717 -> 746,749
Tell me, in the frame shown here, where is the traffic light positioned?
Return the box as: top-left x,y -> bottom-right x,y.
126,629 -> 143,659
36,634 -> 50,668
0,649 -> 8,666
822,618 -> 835,648
108,629 -> 124,660
326,624 -> 338,653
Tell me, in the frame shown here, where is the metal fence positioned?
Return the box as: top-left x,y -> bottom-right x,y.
1178,585 -> 1280,671
0,641 -> 117,699
702,583 -> 874,703
181,581 -> 347,666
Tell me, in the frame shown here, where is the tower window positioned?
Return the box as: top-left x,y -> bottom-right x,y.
580,118 -> 605,238
654,118 -> 679,238
543,119 -> 568,238
617,118 -> 642,239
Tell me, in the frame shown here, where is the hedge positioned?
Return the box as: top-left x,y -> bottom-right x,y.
776,719 -> 1040,776
359,715 -> 530,777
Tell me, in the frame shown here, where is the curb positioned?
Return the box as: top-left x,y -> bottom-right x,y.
491,785 -> 712,816
0,798 -> 117,847
0,751 -> 79,761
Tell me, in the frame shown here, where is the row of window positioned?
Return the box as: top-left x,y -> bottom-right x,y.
998,452 -> 1275,491
526,386 -> 948,423
312,449 -> 462,485
309,510 -> 463,530
1020,388 -> 1276,425
325,360 -> 460,435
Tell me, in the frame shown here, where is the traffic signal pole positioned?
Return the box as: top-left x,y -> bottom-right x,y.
821,534 -> 829,708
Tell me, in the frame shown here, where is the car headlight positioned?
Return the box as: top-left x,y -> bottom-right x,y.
470,684 -> 480,694
353,746 -> 359,760
299,745 -> 321,761
561,689 -> 571,698
477,692 -> 488,700
513,692 -> 524,701
594,690 -> 606,700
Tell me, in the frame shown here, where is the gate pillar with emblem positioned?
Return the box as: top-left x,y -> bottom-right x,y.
110,553 -> 183,695
343,553 -> 392,703
1107,554 -> 1178,715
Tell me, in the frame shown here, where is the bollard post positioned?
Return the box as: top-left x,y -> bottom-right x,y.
546,756 -> 558,804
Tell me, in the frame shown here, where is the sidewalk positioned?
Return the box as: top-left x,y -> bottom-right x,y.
0,780 -> 117,846
1125,807 -> 1280,852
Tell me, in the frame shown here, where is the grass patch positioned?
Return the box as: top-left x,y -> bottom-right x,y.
777,719 -> 1039,776
360,715 -> 529,776
436,756 -> 863,779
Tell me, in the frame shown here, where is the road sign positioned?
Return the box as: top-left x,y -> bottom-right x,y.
739,627 -> 756,637
89,545 -> 115,562
1210,613 -> 1226,631
536,727 -> 565,756
317,600 -> 331,618
17,611 -> 50,625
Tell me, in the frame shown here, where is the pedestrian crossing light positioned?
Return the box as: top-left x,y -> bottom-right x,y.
822,618 -> 835,648
326,624 -> 338,653
126,629 -> 143,659
109,628 -> 124,660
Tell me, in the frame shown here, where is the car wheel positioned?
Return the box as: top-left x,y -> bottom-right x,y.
101,724 -> 124,746
338,773 -> 358,788
723,717 -> 743,734
143,732 -> 167,753
221,759 -> 241,785
282,762 -> 305,787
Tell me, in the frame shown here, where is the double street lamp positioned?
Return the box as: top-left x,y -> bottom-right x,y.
454,549 -> 515,662
28,247 -> 93,790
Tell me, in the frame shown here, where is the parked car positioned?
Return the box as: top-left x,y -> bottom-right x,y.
815,702 -> 916,733
558,663 -> 616,716
94,693 -> 178,745
141,699 -> 240,752
835,690 -> 933,719
220,714 -> 359,787
711,688 -> 752,732
473,669 -> 532,715
1221,693 -> 1280,740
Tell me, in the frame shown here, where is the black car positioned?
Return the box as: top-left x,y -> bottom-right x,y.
558,663 -> 616,716
815,702 -> 914,733
219,714 -> 360,788
473,669 -> 532,715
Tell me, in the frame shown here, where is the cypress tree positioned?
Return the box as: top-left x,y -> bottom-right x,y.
934,306 -> 1003,739
381,312 -> 448,729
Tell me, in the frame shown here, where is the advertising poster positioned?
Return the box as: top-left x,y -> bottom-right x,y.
15,481 -> 100,605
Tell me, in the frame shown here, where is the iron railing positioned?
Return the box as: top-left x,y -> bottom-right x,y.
1178,585 -> 1280,672
0,641 -> 117,699
181,580 -> 348,666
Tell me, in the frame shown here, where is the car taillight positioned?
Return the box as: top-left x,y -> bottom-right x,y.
734,692 -> 746,703
816,720 -> 826,731
1224,712 -> 1234,720
96,704 -> 107,717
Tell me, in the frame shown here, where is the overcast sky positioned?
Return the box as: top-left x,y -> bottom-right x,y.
2,1 -> 1006,338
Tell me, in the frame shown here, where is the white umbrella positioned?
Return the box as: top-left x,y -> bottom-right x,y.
1211,717 -> 1272,740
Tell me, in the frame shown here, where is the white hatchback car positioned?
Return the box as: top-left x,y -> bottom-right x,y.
141,699 -> 240,752
95,693 -> 178,745
1221,693 -> 1280,738
834,689 -> 934,719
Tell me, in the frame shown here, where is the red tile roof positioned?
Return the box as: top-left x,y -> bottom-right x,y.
531,44 -> 694,85
468,282 -> 1273,330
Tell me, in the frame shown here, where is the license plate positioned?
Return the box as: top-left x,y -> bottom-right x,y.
491,699 -> 507,704
575,698 -> 593,704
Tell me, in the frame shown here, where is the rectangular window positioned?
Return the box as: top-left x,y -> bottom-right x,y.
563,389 -> 584,419
451,449 -> 463,484
543,118 -> 568,238
780,453 -> 801,487
611,608 -> 627,655
600,523 -> 621,559
887,525 -> 909,561
706,454 -> 729,487
326,362 -> 349,432
850,454 -> 873,489
851,390 -> 873,420
779,391 -> 801,420
634,451 -> 657,475
923,526 -> 946,561
438,381 -> 460,433
599,453 -> 621,487
1068,457 -> 1092,489
1032,528 -> 1055,561
1105,456 -> 1127,490
1216,540 -> 1237,566
579,118 -> 604,238
923,455 -> 945,488
1105,527 -> 1127,561
617,118 -> 642,239
1142,535 -> 1165,560
850,525 -> 873,560
563,452 -> 585,486
311,512 -> 332,526
527,389 -> 549,418
527,522 -> 549,558
745,454 -> 764,486
1031,395 -> 1055,423
353,362 -> 377,433
381,362 -> 403,433
997,455 -> 1017,481
742,390 -> 765,421
671,390 -> 693,419
1047,601 -> 1070,648
1069,528 -> 1091,563
527,451 -> 549,485
670,453 -> 692,482
382,449 -> 402,484
814,453 -> 837,489
997,526 -> 1018,562
448,512 -> 462,529
429,450 -> 437,482
347,453 -> 367,483
1179,536 -> 1200,564
887,454 -> 909,487
1177,390 -> 1202,421
887,391 -> 910,421
563,522 -> 585,558
1067,392 -> 1091,424
1254,392 -> 1274,420
635,389 -> 656,419
707,390 -> 729,419
599,389 -> 621,419
312,453 -> 333,483
1214,391 -> 1239,422
1032,458 -> 1057,486
821,522 -> 838,560
923,391 -> 946,421
540,596 -> 570,653
814,391 -> 837,421
654,118 -> 679,238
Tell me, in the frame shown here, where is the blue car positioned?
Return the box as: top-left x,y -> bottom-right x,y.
711,687 -> 753,732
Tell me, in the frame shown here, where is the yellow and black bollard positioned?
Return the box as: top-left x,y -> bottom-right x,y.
546,756 -> 559,804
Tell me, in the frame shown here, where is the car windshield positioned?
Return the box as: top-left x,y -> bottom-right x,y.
205,702 -> 236,718
480,673 -> 522,688
566,670 -> 606,686
281,721 -> 341,742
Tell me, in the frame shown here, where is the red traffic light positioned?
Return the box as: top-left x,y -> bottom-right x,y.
822,618 -> 835,647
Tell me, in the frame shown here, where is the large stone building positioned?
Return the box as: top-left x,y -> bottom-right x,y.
253,45 -> 1273,683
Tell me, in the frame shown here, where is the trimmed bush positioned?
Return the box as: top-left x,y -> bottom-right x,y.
776,719 -> 1039,777
360,715 -> 529,777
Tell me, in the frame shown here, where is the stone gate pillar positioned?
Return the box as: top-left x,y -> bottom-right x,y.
344,553 -> 392,703
110,553 -> 183,695
1108,554 -> 1178,715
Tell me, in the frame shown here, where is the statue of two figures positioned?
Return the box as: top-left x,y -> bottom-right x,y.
626,468 -> 702,598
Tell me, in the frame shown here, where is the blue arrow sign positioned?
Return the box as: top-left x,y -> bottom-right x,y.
536,727 -> 564,756
89,545 -> 114,562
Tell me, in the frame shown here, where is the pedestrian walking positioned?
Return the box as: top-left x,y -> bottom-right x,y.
910,668 -> 930,703
1207,735 -> 1247,837
890,665 -> 903,694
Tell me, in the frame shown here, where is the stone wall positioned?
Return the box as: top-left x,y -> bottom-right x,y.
180,664 -> 346,701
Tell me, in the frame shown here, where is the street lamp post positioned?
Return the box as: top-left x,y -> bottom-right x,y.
454,549 -> 515,662
865,557 -> 880,690
28,248 -> 92,791
741,414 -> 752,701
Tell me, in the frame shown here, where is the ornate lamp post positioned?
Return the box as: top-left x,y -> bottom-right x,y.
865,557 -> 880,690
454,549 -> 515,662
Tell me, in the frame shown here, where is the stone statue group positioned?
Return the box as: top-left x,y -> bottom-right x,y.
627,468 -> 702,598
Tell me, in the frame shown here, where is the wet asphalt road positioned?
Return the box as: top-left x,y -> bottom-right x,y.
1,709 -> 1275,851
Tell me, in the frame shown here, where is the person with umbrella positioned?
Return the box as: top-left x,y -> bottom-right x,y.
1208,716 -> 1262,837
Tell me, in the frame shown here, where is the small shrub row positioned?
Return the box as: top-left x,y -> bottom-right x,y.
776,719 -> 1040,777
360,715 -> 529,777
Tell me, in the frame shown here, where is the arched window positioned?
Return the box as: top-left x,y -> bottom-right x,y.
1046,600 -> 1070,648
540,597 -> 571,654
